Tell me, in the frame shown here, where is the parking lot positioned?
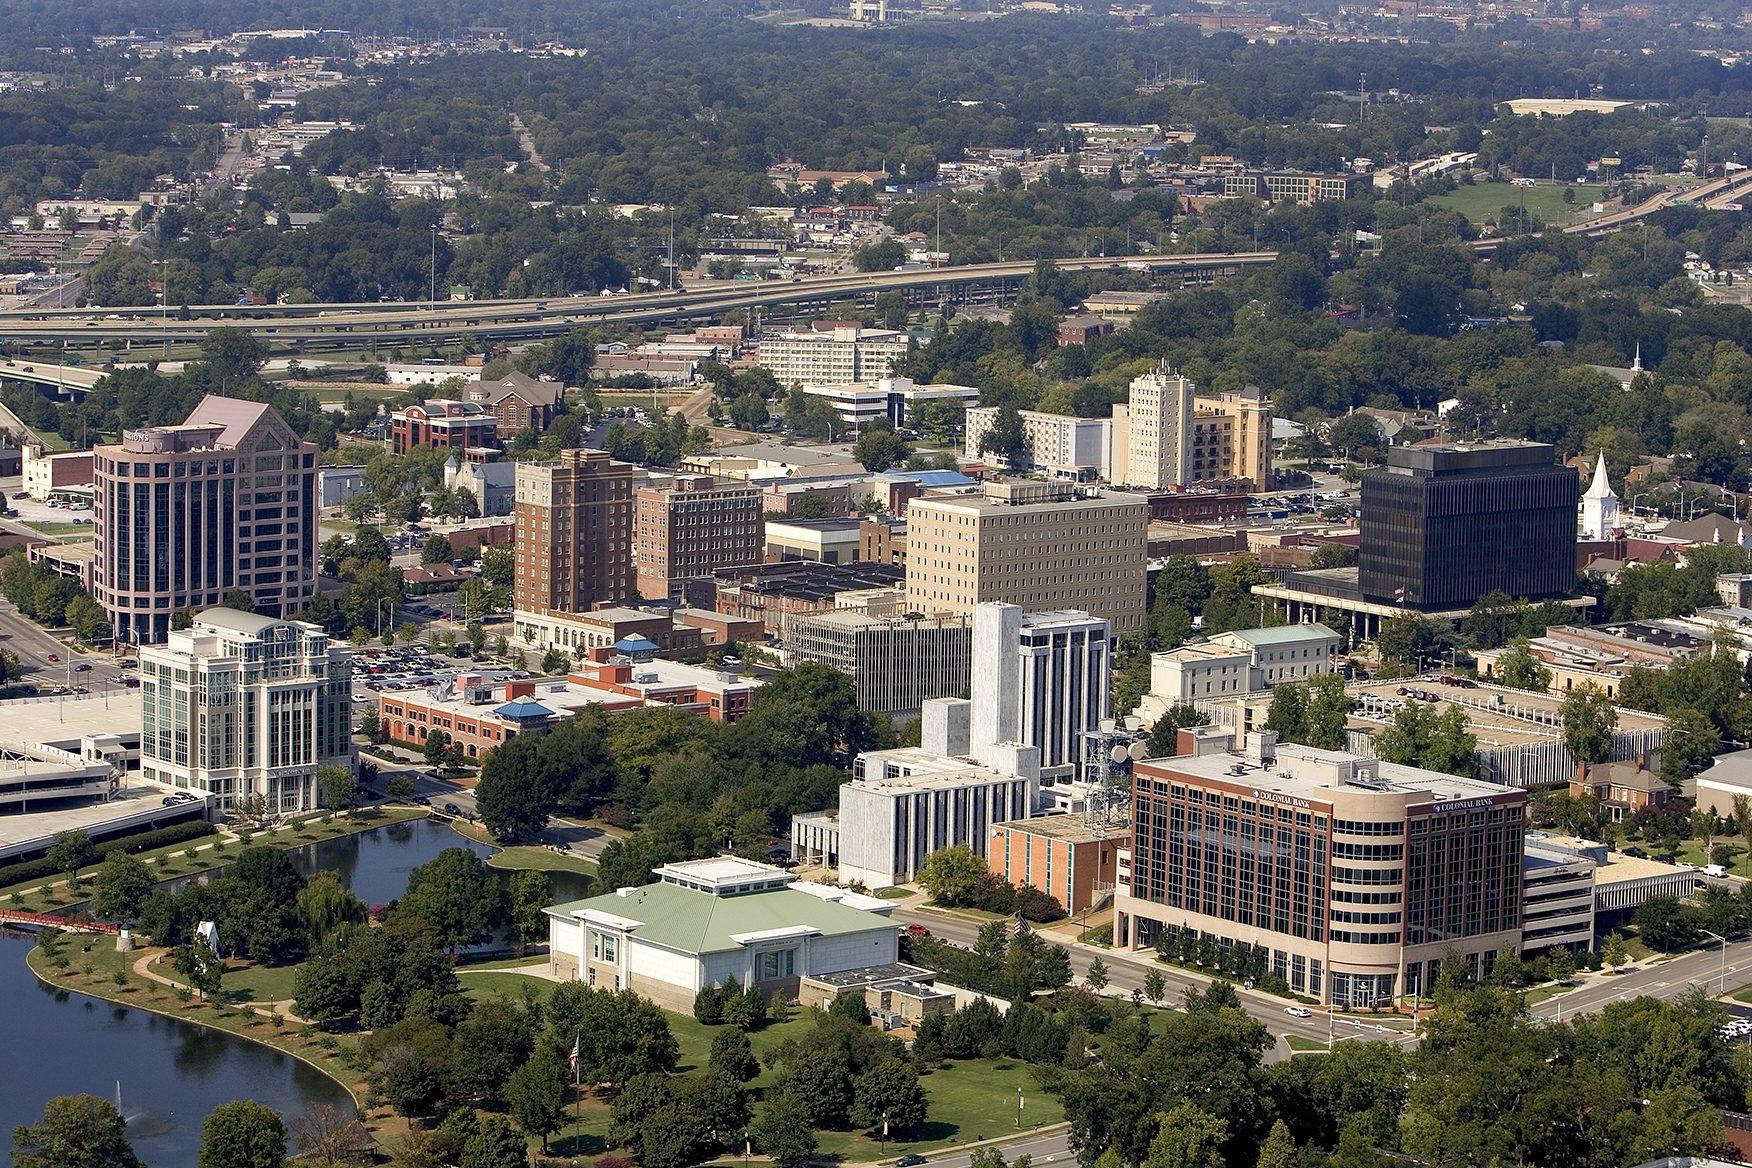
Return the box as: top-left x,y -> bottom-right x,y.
350,644 -> 531,708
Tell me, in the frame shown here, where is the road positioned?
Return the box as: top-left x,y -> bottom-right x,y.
922,1127 -> 1074,1168
0,596 -> 125,691
0,252 -> 1278,351
892,905 -> 1417,1058
1526,935 -> 1752,1021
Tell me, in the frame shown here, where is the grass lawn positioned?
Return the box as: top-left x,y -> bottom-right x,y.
1428,181 -> 1608,226
304,384 -> 406,404
1520,982 -> 1573,1008
1285,1035 -> 1330,1053
874,886 -> 915,900
26,521 -> 95,537
486,846 -> 598,877
461,970 -> 560,1004
223,961 -> 304,1005
25,428 -> 70,452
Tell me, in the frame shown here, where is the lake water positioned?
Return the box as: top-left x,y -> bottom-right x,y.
0,816 -> 573,1166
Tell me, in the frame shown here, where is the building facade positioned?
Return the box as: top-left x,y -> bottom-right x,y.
635,474 -> 764,601
1114,361 -> 1194,490
1359,441 -> 1579,611
513,450 -> 644,616
545,857 -> 899,1011
94,396 -> 318,644
963,406 -> 1110,480
903,481 -> 1148,633
138,609 -> 353,814
391,400 -> 498,455
788,611 -> 972,717
756,327 -> 909,390
1116,733 -> 1526,1005
1189,389 -> 1273,490
971,603 -> 1109,784
989,815 -> 1129,916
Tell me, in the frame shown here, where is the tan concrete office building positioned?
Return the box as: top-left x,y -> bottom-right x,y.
634,474 -> 763,601
514,450 -> 644,616
903,481 -> 1148,633
94,396 -> 318,644
1112,366 -> 1273,491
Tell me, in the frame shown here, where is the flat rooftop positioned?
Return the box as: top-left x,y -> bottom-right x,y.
1346,677 -> 1665,750
1148,740 -> 1514,806
0,785 -> 194,852
0,692 -> 143,747
803,961 -> 940,989
994,813 -> 1130,844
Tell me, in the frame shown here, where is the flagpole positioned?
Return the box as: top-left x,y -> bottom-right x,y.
573,1031 -> 581,1134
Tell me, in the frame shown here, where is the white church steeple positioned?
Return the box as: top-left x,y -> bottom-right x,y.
1580,450 -> 1620,540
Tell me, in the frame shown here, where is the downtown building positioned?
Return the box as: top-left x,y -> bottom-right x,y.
139,608 -> 353,814
1115,731 -> 1526,1006
756,326 -> 910,391
513,450 -> 644,618
1358,441 -> 1578,611
903,480 -> 1148,634
787,610 -> 972,718
1110,363 -> 1273,491
93,396 -> 318,645
634,473 -> 764,603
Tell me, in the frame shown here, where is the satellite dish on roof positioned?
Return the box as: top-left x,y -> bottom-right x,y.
1128,741 -> 1151,761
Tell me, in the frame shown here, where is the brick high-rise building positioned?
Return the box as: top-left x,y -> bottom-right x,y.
94,395 -> 318,645
513,450 -> 644,617
634,474 -> 764,602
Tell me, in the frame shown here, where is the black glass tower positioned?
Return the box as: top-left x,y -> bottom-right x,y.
1358,441 -> 1578,611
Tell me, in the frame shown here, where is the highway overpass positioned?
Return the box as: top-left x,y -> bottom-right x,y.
0,252 -> 1278,352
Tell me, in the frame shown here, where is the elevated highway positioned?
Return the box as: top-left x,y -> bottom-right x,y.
0,252 -> 1277,352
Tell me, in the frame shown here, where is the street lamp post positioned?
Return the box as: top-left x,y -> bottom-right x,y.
1701,929 -> 1728,996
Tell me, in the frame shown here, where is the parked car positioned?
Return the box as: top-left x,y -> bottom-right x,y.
905,923 -> 931,938
1284,1006 -> 1312,1018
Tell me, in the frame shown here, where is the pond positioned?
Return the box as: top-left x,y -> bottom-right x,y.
0,816 -> 575,1166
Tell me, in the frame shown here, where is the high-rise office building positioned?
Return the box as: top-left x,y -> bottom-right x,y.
787,611 -> 972,717
94,395 -> 318,645
138,608 -> 353,814
513,450 -> 644,617
903,480 -> 1148,633
970,603 -> 1109,783
1116,732 -> 1526,1006
1358,441 -> 1578,611
634,473 -> 764,602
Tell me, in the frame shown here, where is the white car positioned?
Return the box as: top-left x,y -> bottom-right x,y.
1284,1006 -> 1312,1018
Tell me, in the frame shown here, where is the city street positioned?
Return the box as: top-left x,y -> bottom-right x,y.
1527,936 -> 1752,1021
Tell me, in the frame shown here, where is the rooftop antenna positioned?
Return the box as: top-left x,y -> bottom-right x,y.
1359,72 -> 1367,132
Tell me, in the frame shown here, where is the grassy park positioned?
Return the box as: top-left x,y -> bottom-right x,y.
1429,181 -> 1608,226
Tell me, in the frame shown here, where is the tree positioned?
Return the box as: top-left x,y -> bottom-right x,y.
508,869 -> 553,948
11,1095 -> 144,1168
1145,1103 -> 1227,1168
90,853 -> 155,921
1495,644 -> 1553,692
295,870 -> 367,945
853,237 -> 906,272
1254,1120 -> 1297,1168
1561,685 -> 1618,765
710,1027 -> 761,1082
46,831 -> 98,883
1263,683 -> 1306,743
919,844 -> 988,906
420,533 -> 454,564
65,594 -> 108,643
978,405 -> 1030,467
1142,968 -> 1167,1004
317,765 -> 358,812
459,1115 -> 525,1168
1377,613 -> 1439,669
475,746 -> 556,841
506,1044 -> 568,1150
1085,957 -> 1109,992
399,848 -> 507,952
1603,932 -> 1631,969
750,1090 -> 818,1168
1301,674 -> 1351,751
173,943 -> 225,1000
852,427 -> 910,474
851,1059 -> 929,1135
198,1100 -> 286,1168
289,1105 -> 370,1167
1660,706 -> 1723,787
1146,705 -> 1209,757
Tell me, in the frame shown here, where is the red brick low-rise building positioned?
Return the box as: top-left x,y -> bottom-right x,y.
392,400 -> 498,455
988,815 -> 1129,917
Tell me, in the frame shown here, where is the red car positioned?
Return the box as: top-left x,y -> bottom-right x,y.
906,923 -> 931,938
46,654 -> 59,663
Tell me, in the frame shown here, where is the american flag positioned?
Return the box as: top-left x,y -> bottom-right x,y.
569,1035 -> 580,1078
